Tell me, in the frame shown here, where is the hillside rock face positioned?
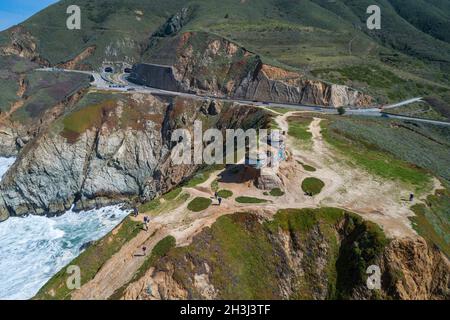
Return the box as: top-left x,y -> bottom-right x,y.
152,7 -> 193,38
0,126 -> 20,157
0,26 -> 49,66
135,32 -> 373,108
380,238 -> 449,300
235,65 -> 372,107
119,211 -> 449,300
0,94 -> 268,221
129,64 -> 181,92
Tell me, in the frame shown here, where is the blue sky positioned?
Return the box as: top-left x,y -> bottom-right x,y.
0,0 -> 59,31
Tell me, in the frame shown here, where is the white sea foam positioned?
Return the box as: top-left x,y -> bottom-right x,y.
0,160 -> 130,299
0,205 -> 129,300
0,157 -> 15,180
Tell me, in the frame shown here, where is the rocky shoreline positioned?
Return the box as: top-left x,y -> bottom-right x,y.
0,94 -> 269,221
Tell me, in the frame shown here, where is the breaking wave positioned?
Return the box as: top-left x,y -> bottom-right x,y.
0,157 -> 129,299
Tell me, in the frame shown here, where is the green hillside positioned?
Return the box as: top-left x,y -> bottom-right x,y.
1,0 -> 449,105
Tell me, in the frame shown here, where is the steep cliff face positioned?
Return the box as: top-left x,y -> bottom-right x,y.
139,31 -> 255,96
129,64 -> 182,92
0,26 -> 49,66
0,126 -> 21,157
235,64 -> 373,107
137,32 -> 373,108
151,6 -> 193,39
380,238 -> 449,300
119,209 -> 449,300
0,92 -> 268,220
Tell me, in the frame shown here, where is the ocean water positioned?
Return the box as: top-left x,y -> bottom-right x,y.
0,157 -> 129,300
0,157 -> 15,179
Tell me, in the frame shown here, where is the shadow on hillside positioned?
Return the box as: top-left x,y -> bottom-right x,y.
218,165 -> 258,184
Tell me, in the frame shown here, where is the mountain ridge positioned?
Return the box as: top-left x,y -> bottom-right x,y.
1,0 -> 449,105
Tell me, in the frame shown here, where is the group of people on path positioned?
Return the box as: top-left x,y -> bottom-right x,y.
131,206 -> 150,231
131,206 -> 150,256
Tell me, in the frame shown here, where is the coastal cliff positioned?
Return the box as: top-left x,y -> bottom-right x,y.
119,210 -> 449,300
0,92 -> 268,221
134,31 -> 373,108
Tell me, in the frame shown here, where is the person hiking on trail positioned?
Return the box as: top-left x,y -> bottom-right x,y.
143,216 -> 149,231
409,193 -> 414,202
133,207 -> 138,217
214,191 -> 218,199
218,197 -> 222,206
142,246 -> 147,256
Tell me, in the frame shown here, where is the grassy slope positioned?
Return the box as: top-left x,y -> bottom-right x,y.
321,115 -> 450,257
322,117 -> 441,192
50,90 -> 169,143
15,0 -> 186,67
388,0 -> 450,44
0,56 -> 37,113
385,102 -> 447,121
139,188 -> 190,216
288,118 -> 313,141
183,165 -> 224,188
123,208 -> 388,300
323,116 -> 449,185
0,54 -> 90,125
202,0 -> 450,105
411,189 -> 450,257
12,72 -> 91,124
288,115 -> 314,149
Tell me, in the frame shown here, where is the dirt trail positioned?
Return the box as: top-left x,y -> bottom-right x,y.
72,222 -> 167,300
73,109 -> 438,299
278,112 -> 431,238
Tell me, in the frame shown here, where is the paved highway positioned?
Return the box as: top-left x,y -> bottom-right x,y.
35,68 -> 450,127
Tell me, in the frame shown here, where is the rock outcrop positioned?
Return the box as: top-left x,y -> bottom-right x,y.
0,126 -> 21,157
0,26 -> 49,66
129,64 -> 182,92
235,64 -> 373,107
380,238 -> 449,300
151,7 -> 193,38
135,32 -> 373,108
0,93 -> 268,220
255,171 -> 284,190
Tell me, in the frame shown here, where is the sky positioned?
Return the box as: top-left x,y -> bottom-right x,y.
0,0 -> 59,31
